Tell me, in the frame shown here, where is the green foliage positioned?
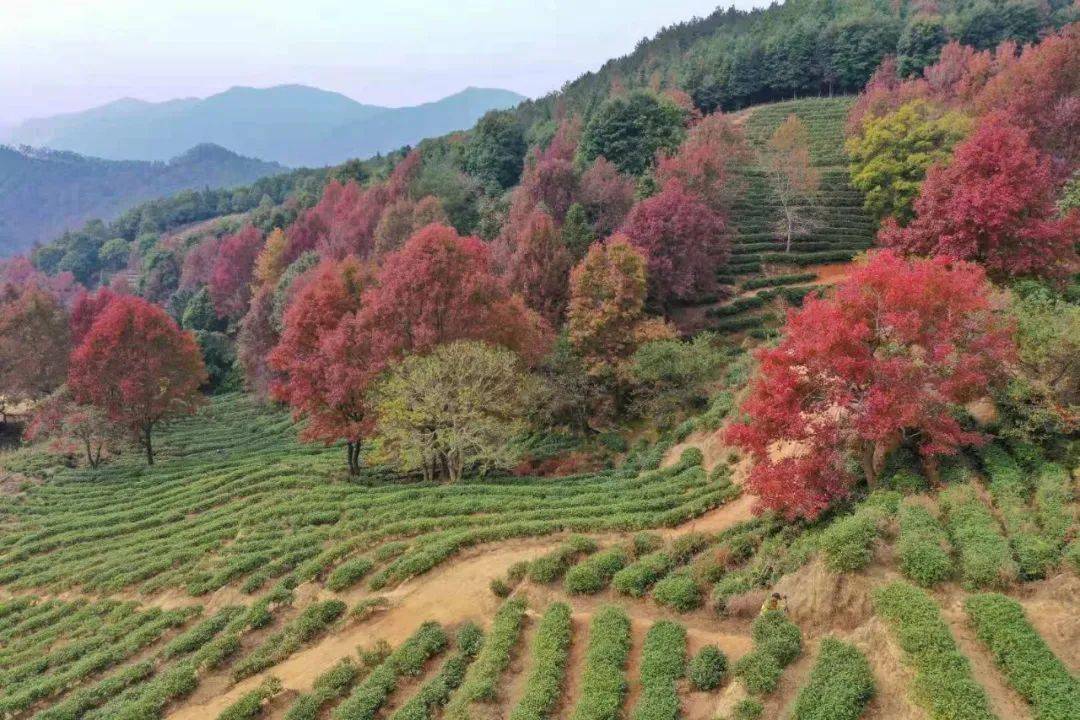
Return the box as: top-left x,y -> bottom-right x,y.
688,644 -> 727,691
326,556 -> 376,592
750,610 -> 802,668
285,659 -> 359,720
462,110 -> 527,190
652,570 -> 703,612
790,636 -> 874,720
562,203 -> 595,261
216,676 -> 282,720
390,623 -> 483,720
613,550 -> 674,597
939,483 -> 1018,589
564,547 -> 630,595
896,500 -> 954,587
444,597 -> 526,716
570,605 -> 631,720
819,505 -> 882,572
231,600 -> 346,681
964,593 -> 1080,720
527,536 -> 598,584
334,622 -> 448,720
874,582 -> 995,720
731,698 -> 763,720
629,334 -> 726,424
980,444 -> 1057,579
1033,463 -> 1075,550
846,99 -> 969,222
733,650 -> 783,696
580,91 -> 685,175
508,603 -> 573,720
633,621 -> 686,720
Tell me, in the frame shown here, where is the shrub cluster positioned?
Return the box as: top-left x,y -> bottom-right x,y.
632,620 -> 686,720
733,610 -> 801,696
216,676 -> 282,720
508,602 -> 573,720
687,645 -> 727,691
284,658 -> 360,720
895,500 -> 953,587
232,600 -> 346,681
570,605 -> 632,720
939,483 -> 1017,589
652,570 -> 703,611
1033,463 -> 1074,551
444,597 -> 527,717
527,535 -> 598,584
980,445 -> 1056,578
964,593 -> 1080,720
333,621 -> 448,720
873,581 -> 995,720
326,556 -> 376,592
390,623 -> 484,720
564,547 -> 630,594
789,636 -> 874,720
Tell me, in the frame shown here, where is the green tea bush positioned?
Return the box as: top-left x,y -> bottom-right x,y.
732,698 -> 763,720
750,610 -> 802,667
564,548 -> 629,595
284,658 -> 359,720
333,622 -> 447,720
819,511 -> 879,572
688,645 -> 727,690
350,597 -> 389,622
733,650 -> 782,695
939,483 -> 1017,589
980,445 -> 1056,578
1033,463 -> 1074,550
632,532 -> 664,557
508,603 -> 573,720
444,597 -> 527,717
216,676 -> 282,720
632,620 -> 686,720
570,605 -> 631,720
390,623 -> 483,720
964,593 -> 1080,720
527,536 -> 598,584
231,600 -> 346,681
789,636 -> 874,720
652,570 -> 703,611
613,551 -> 673,597
326,556 -> 375,592
873,582 -> 995,720
895,501 -> 953,587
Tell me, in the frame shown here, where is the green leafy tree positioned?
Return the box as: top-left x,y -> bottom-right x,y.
958,1 -> 1042,50
846,100 -> 969,222
463,111 -> 527,191
98,238 -> 131,271
373,341 -> 540,482
897,16 -> 948,77
181,287 -> 220,332
561,203 -> 595,262
826,15 -> 901,91
580,91 -> 686,175
629,333 -> 725,424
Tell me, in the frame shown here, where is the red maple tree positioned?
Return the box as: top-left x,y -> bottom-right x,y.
579,157 -> 636,237
0,284 -> 70,421
620,180 -> 730,306
505,208 -> 573,324
655,112 -> 750,213
879,115 -> 1080,281
209,225 -> 264,320
725,250 -> 1015,520
68,295 -> 206,464
69,286 -> 119,346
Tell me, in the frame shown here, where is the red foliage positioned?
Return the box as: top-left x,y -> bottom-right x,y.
0,284 -> 70,405
361,224 -> 552,365
505,209 -> 573,324
0,257 -> 80,307
69,286 -> 119,346
209,225 -> 263,320
179,235 -> 223,289
68,295 -> 206,464
579,157 -> 636,237
975,24 -> 1080,169
655,112 -> 750,213
725,250 -> 1016,520
620,180 -> 730,305
236,285 -> 279,397
879,116 -> 1080,281
285,180 -> 391,263
268,256 -> 374,468
520,154 -> 578,222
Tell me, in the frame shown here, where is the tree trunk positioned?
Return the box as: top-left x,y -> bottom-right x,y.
345,442 -> 362,475
859,443 -> 878,488
144,425 -> 154,466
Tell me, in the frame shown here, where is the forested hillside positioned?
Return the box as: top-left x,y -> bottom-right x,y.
0,1 -> 1077,719
0,144 -> 283,257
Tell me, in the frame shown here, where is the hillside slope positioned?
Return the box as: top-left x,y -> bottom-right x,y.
7,85 -> 526,168
0,144 -> 283,256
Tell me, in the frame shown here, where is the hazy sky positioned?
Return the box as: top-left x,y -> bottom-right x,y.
1,0 -> 765,124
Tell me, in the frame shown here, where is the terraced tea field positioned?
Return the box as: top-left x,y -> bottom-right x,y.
1,394 -> 1077,720
679,96 -> 877,337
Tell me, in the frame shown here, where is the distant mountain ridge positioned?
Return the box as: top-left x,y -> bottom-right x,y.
0,143 -> 283,256
7,85 -> 526,168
